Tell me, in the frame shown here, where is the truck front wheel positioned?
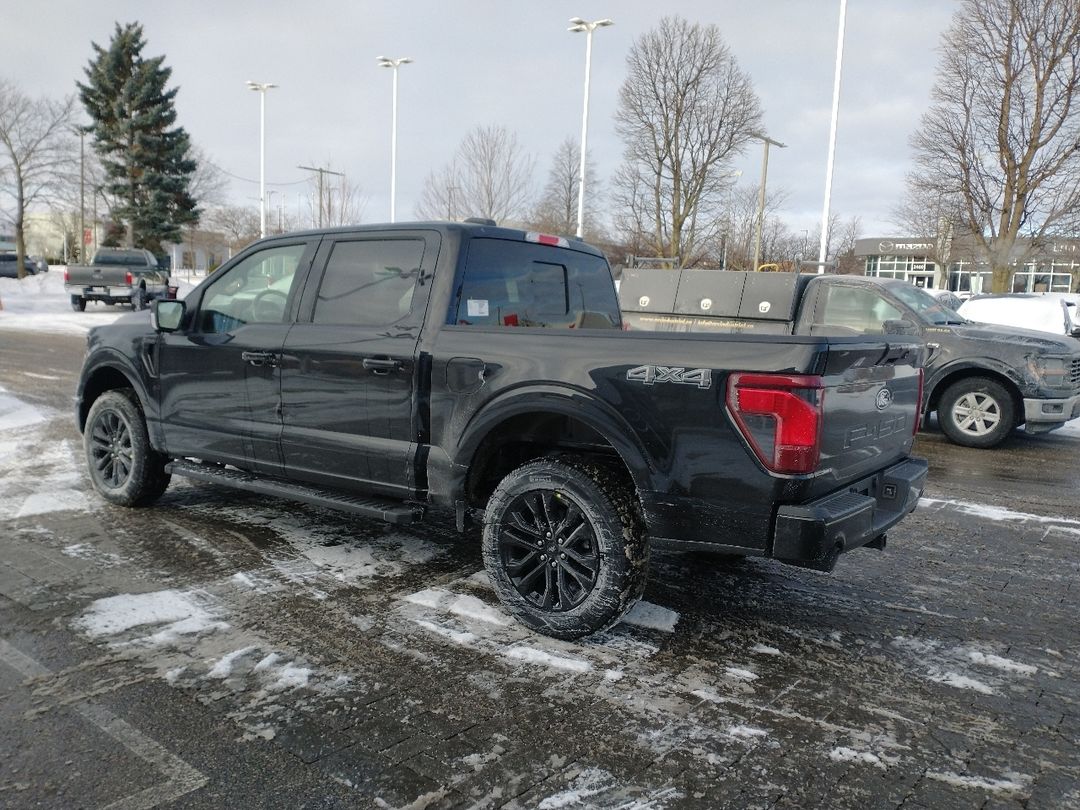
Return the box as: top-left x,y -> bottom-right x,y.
938,376 -> 1016,448
482,456 -> 648,639
84,390 -> 171,506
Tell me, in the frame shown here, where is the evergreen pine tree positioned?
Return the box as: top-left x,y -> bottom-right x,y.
78,22 -> 198,252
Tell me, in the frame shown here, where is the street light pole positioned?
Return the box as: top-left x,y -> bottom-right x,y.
246,80 -> 278,238
377,57 -> 413,223
750,133 -> 786,272
569,17 -> 613,240
818,0 -> 848,273
79,129 -> 85,263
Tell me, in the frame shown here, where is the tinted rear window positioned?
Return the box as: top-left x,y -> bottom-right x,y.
451,238 -> 620,329
93,251 -> 155,267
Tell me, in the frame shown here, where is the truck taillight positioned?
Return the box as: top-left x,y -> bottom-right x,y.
726,373 -> 824,475
125,271 -> 133,286
913,368 -> 924,436
63,268 -> 70,283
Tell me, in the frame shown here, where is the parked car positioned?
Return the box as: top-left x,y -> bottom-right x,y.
959,293 -> 1080,339
621,269 -> 1080,448
929,289 -> 965,311
0,252 -> 38,278
30,256 -> 49,273
76,222 -> 927,638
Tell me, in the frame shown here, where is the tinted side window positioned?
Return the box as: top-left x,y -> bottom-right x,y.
820,286 -> 902,334
453,238 -> 620,328
199,243 -> 308,333
313,239 -> 424,326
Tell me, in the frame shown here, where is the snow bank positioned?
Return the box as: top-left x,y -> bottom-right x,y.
0,269 -> 197,334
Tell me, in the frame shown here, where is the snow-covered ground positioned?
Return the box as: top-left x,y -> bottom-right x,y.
0,268 -> 197,335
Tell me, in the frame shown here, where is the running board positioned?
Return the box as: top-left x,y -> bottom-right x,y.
165,460 -> 423,525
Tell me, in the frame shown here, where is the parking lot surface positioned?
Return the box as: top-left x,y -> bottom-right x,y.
1,328 -> 1078,809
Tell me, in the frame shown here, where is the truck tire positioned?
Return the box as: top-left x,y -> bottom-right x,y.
84,390 -> 171,506
938,376 -> 1016,448
71,295 -> 86,312
132,285 -> 147,310
482,456 -> 648,639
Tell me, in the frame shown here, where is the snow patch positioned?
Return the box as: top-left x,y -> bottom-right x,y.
724,666 -> 759,682
0,386 -> 47,432
728,725 -> 769,738
414,619 -> 478,646
927,770 -> 1030,794
619,601 -> 680,633
829,747 -> 886,769
920,496 -> 1080,530
504,646 -> 592,673
403,587 -> 449,609
447,593 -> 510,626
208,646 -> 258,679
927,670 -> 995,695
15,489 -> 90,518
751,643 -> 781,656
75,590 -> 216,638
964,649 -> 1037,675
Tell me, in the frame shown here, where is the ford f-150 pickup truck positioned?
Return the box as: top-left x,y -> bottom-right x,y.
66,247 -> 171,311
621,268 -> 1080,449
76,222 -> 927,637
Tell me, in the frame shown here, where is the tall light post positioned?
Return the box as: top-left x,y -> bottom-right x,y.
377,56 -> 413,223
246,80 -> 278,238
266,190 -> 278,234
817,0 -> 848,273
750,133 -> 786,272
569,17 -> 613,240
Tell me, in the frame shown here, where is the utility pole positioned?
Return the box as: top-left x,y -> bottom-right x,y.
750,133 -> 786,272
298,165 -> 345,228
79,130 -> 85,263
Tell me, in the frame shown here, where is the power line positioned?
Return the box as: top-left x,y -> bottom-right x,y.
298,164 -> 345,228
206,160 -> 310,187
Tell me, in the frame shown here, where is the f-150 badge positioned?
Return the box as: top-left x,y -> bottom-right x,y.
626,365 -> 712,389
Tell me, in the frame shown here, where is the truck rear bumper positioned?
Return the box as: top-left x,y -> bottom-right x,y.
1023,394 -> 1080,433
66,283 -> 134,300
771,457 -> 927,569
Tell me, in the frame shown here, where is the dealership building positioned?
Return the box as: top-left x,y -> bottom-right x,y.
854,235 -> 1080,294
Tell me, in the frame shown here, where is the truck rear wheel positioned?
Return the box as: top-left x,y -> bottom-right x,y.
71,295 -> 86,312
84,390 -> 171,506
938,376 -> 1016,448
482,456 -> 648,639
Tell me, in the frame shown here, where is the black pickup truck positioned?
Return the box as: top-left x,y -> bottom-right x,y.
76,222 -> 927,637
621,269 -> 1080,449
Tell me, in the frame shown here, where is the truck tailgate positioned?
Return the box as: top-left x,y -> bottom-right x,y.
809,338 -> 923,498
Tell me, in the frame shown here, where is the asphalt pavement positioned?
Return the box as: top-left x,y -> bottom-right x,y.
1,327 -> 1078,809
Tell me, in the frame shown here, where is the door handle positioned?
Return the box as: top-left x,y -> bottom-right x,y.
362,357 -> 402,374
242,351 -> 278,368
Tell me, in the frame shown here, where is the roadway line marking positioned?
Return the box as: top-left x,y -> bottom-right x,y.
0,638 -> 207,810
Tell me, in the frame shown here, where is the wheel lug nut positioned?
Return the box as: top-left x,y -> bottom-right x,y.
540,554 -> 547,561
560,553 -> 566,560
550,561 -> 557,567
545,532 -> 552,537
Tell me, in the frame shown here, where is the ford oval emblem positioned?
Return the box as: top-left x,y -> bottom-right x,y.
875,388 -> 893,410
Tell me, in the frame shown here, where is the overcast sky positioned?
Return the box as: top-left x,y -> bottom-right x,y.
5,0 -> 958,239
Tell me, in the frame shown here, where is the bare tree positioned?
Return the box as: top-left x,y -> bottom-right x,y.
187,144 -> 229,212
528,137 -> 599,238
909,0 -> 1080,292
204,205 -> 260,254
0,78 -> 75,277
415,125 -> 534,223
612,16 -> 762,263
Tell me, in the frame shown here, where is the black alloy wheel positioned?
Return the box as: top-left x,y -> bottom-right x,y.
497,490 -> 600,611
482,455 -> 648,639
83,390 -> 171,506
89,408 -> 134,488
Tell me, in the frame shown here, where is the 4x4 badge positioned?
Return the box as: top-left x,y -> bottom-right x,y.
627,365 -> 712,389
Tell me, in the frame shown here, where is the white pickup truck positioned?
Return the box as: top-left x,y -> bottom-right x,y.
65,248 -> 171,311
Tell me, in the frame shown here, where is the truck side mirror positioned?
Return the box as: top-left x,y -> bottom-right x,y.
883,318 -> 919,336
152,299 -> 185,332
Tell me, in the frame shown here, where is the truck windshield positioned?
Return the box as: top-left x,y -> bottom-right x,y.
889,284 -> 967,326
93,251 -> 155,267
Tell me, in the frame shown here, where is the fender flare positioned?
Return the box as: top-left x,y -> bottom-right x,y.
925,359 -> 1026,411
453,384 -> 654,493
